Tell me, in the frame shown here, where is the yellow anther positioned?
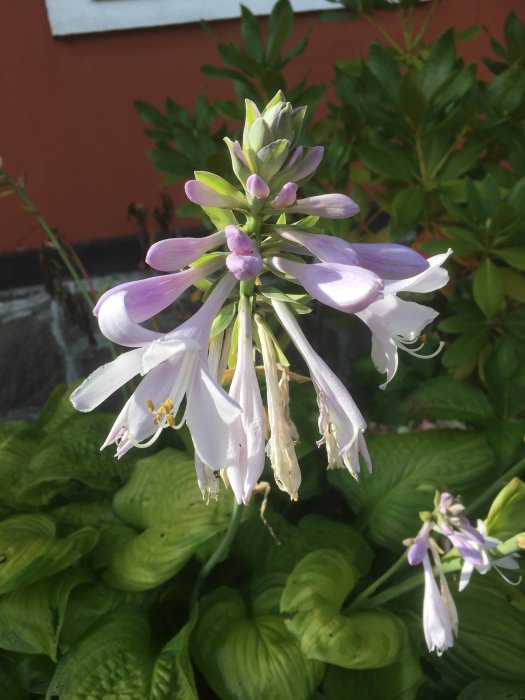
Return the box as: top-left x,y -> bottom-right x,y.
145,399 -> 155,413
166,414 -> 176,427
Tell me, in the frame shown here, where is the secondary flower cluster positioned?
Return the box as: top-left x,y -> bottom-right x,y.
71,92 -> 450,504
406,491 -> 520,654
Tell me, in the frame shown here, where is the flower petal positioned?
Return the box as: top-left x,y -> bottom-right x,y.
351,243 -> 429,279
270,257 -> 383,313
145,232 -> 226,272
70,346 -> 145,412
385,250 -> 452,294
277,229 -> 358,265
289,193 -> 359,219
97,291 -> 163,347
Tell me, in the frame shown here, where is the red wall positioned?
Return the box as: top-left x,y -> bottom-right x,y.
1,1 -> 522,254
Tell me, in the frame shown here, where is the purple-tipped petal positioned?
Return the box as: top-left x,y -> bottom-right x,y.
407,522 -> 431,566
290,193 -> 360,220
246,174 -> 270,199
271,183 -> 298,208
145,231 -> 226,272
270,257 -> 383,313
285,146 -> 324,181
352,243 -> 429,280
226,252 -> 263,281
225,225 -> 257,255
278,229 -> 359,265
184,180 -> 244,209
94,258 -> 224,323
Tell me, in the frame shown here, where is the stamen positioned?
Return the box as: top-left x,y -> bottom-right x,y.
127,425 -> 164,449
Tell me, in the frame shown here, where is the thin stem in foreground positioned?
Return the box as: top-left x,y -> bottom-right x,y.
190,497 -> 243,610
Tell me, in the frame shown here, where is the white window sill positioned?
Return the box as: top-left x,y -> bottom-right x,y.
45,0 -> 335,37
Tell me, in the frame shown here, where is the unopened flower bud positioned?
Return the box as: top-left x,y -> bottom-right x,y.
226,252 -> 263,281
225,225 -> 256,256
272,183 -> 298,209
246,174 -> 270,199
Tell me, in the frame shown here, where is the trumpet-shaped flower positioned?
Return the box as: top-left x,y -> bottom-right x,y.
145,231 -> 226,272
422,550 -> 458,654
269,256 -> 383,314
272,299 -> 371,478
356,251 -> 451,388
225,296 -> 266,504
71,274 -> 241,468
93,257 -> 225,346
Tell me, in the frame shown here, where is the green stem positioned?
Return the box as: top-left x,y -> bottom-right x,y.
2,169 -> 95,310
348,551 -> 408,611
354,533 -> 524,610
414,0 -> 441,45
190,497 -> 242,609
359,10 -> 403,54
465,455 -> 525,517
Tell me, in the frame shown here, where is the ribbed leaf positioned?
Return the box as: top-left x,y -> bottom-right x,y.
280,549 -> 404,669
191,587 -> 323,700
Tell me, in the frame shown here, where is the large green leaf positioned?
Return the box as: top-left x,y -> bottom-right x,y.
0,568 -> 89,659
280,549 -> 404,669
328,432 -> 495,550
472,259 -> 505,318
399,376 -> 493,424
322,623 -> 423,700
150,613 -> 198,700
191,587 -> 323,700
46,611 -> 154,700
0,514 -> 98,594
106,450 -> 232,590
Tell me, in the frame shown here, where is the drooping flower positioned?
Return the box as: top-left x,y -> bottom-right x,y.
71,274 -> 241,467
225,296 -> 266,504
272,299 -> 371,478
422,549 -> 458,654
356,251 -> 451,388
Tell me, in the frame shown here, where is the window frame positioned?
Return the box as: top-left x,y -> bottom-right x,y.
45,0 -> 335,37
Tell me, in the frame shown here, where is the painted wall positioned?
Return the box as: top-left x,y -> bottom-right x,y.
1,1 -> 522,253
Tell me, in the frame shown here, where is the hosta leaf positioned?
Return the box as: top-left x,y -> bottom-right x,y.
328,432 -> 495,551
21,414 -> 133,493
280,549 -> 404,669
458,679 -> 525,700
0,514 -> 98,594
150,612 -> 198,700
472,259 -> 505,318
398,376 -> 493,424
191,587 -> 323,700
46,611 -> 154,700
106,450 -> 232,590
322,623 -> 423,700
0,567 -> 90,659
485,478 -> 525,542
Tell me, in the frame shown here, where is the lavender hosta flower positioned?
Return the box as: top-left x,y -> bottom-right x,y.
422,550 -> 458,654
407,520 -> 432,565
275,146 -> 324,186
283,193 -> 360,220
94,257 -> 225,346
458,520 -> 521,592
184,180 -> 246,210
225,225 -> 257,255
277,229 -> 359,266
225,225 -> 263,281
271,183 -> 298,209
356,251 -> 452,388
256,318 -> 301,500
269,256 -> 383,314
225,296 -> 266,504
351,243 -> 429,280
272,299 -> 371,478
145,231 -> 226,272
71,274 -> 241,467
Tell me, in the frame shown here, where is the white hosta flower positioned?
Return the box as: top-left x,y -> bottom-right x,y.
272,299 -> 371,478
256,317 -> 301,500
225,296 -> 266,505
422,550 -> 458,654
356,251 -> 451,388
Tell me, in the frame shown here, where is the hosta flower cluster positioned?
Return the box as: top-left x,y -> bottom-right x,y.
406,491 -> 520,654
71,92 -> 450,504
